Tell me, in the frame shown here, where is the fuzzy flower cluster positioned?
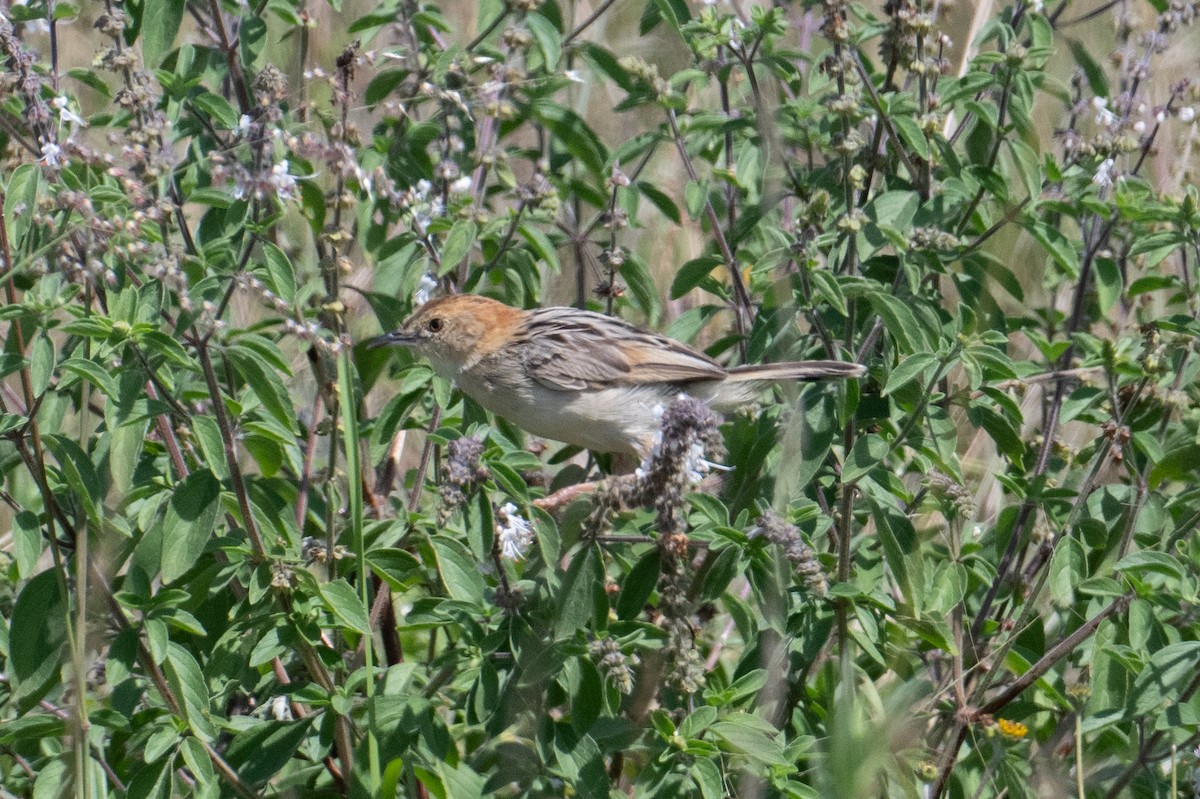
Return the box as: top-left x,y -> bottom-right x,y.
926,470 -> 976,520
439,435 -> 489,520
634,398 -> 725,489
370,179 -> 456,237
625,397 -> 724,693
0,14 -> 50,139
302,536 -> 349,564
231,159 -> 298,203
589,636 -> 640,695
753,511 -> 829,598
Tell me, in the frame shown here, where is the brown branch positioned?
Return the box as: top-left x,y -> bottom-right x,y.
979,593 -> 1131,715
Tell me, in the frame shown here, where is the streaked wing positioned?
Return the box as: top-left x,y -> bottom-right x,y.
510,307 -> 726,392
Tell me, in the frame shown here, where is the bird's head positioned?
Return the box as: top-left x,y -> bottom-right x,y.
370,294 -> 516,378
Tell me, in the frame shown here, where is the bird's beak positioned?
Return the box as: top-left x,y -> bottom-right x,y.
367,329 -> 418,348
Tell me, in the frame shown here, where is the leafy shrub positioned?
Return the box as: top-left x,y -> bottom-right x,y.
1,0 -> 1199,797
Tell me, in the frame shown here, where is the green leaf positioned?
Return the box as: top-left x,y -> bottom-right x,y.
191,415 -> 228,480
68,67 -> 112,98
1068,39 -> 1109,98
224,719 -> 313,784
867,292 -> 925,353
1094,257 -> 1122,313
317,579 -> 371,635
691,758 -> 724,799
517,223 -> 560,272
526,12 -> 561,71
555,545 -> 601,638
866,492 -> 923,614
188,187 -> 234,208
430,536 -> 486,603
179,738 -> 216,787
9,570 -> 67,710
620,255 -> 661,322
138,331 -> 192,367
533,102 -> 607,175
110,416 -> 148,495
160,470 -> 222,583
808,268 -> 847,317
775,388 -> 838,499
0,714 -> 67,745
684,179 -> 708,219
142,0 -> 184,67
842,433 -> 888,483
45,435 -> 104,528
12,510 -> 42,579
891,117 -> 931,161
440,762 -> 486,799
4,164 -> 40,246
1148,444 -> 1200,487
439,219 -> 476,276
710,713 -> 789,767
637,181 -> 682,224
367,548 -> 422,591
59,357 -> 118,400
164,642 -> 217,741
1025,218 -> 1080,276
882,351 -> 938,396
259,242 -> 298,305
617,549 -> 660,620
1129,641 -> 1200,716
29,334 -> 54,397
124,759 -> 170,799
670,254 -> 724,299
1114,551 -> 1183,580
226,346 -> 300,434
1048,537 -> 1086,605
191,91 -> 240,130
238,15 -> 267,69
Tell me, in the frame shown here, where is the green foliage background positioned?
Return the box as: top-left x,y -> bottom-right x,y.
1,0 -> 1199,796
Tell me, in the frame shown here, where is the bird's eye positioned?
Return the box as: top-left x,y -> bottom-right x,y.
427,317 -> 444,333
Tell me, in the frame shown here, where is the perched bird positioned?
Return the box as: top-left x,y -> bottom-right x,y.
371,294 -> 866,456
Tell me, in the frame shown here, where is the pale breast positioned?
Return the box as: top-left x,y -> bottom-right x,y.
457,368 -> 676,455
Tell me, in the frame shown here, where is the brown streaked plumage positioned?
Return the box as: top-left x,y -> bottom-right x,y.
371,294 -> 866,455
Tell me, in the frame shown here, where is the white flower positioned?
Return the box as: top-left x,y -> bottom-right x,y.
39,140 -> 62,167
268,695 -> 293,721
1031,0 -> 1044,11
237,114 -> 253,135
270,160 -> 297,200
1092,97 -> 1118,127
1093,157 -> 1115,188
496,503 -> 534,561
450,175 -> 473,194
415,273 -> 438,305
683,441 -> 710,485
53,96 -> 86,128
564,69 -> 584,83
1134,120 -> 1146,134
1180,107 -> 1196,123
634,403 -> 667,479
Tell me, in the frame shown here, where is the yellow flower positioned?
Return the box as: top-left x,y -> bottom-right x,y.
997,718 -> 1029,740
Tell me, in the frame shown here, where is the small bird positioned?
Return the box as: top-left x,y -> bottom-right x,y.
371,294 -> 866,456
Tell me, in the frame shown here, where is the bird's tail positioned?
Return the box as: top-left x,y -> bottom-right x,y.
705,360 -> 866,410
725,360 -> 867,382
